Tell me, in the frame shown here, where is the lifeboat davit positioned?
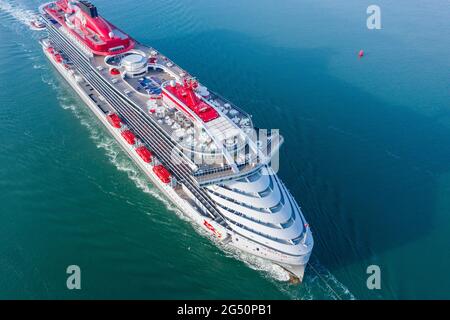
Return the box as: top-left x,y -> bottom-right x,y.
136,146 -> 152,163
121,130 -> 136,145
153,165 -> 171,184
106,113 -> 122,128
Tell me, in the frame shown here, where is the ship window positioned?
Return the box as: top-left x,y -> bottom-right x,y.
247,170 -> 261,182
269,202 -> 283,213
225,218 -> 292,245
209,189 -> 270,213
216,203 -> 284,229
258,177 -> 274,197
280,215 -> 295,228
291,234 -> 304,245
269,193 -> 285,213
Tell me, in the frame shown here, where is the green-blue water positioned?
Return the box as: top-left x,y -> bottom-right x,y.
0,0 -> 449,299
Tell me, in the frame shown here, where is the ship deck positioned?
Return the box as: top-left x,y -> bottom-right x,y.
45,11 -> 278,184
89,44 -> 264,177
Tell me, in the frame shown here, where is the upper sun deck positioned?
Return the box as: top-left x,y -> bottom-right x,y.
42,0 -> 134,55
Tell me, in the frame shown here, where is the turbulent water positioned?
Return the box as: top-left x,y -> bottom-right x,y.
0,0 -> 449,299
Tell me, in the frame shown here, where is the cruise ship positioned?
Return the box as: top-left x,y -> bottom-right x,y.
38,0 -> 313,281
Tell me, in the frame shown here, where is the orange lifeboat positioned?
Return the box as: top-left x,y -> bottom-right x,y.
121,130 -> 136,145
153,165 -> 171,184
135,146 -> 152,163
54,53 -> 63,63
106,113 -> 122,128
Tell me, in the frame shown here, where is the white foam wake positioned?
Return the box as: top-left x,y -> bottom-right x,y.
0,0 -> 37,28
305,258 -> 356,300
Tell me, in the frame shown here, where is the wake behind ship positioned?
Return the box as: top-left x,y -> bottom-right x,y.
38,0 -> 313,281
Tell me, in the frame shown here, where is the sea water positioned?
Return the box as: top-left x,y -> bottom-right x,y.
0,0 -> 449,299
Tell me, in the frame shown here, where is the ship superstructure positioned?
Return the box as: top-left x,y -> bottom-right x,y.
38,0 -> 313,280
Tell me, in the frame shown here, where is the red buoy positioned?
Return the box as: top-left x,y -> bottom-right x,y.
358,50 -> 364,58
